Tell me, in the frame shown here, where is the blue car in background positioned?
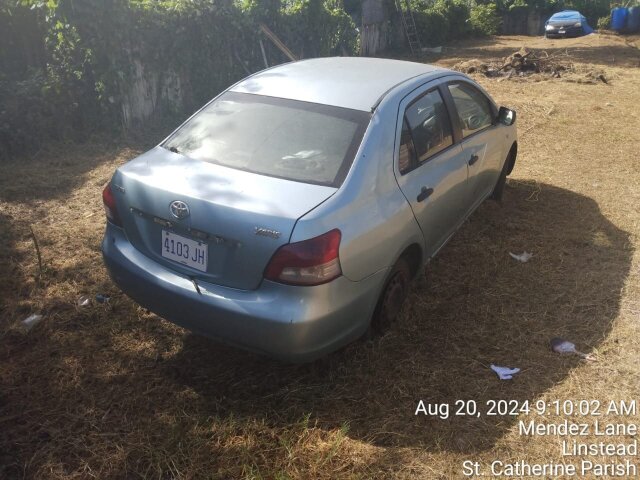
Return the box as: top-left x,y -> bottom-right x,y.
545,10 -> 594,38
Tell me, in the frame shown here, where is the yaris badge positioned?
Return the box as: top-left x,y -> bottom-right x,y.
255,227 -> 280,239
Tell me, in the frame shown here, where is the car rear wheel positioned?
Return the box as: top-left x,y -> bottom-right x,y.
370,257 -> 411,334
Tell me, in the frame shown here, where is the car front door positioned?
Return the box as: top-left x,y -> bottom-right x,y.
394,84 -> 469,259
445,81 -> 503,212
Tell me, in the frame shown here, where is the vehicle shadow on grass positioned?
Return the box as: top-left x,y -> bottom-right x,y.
165,178 -> 633,453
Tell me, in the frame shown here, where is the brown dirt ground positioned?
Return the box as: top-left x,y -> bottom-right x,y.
1,34 -> 639,479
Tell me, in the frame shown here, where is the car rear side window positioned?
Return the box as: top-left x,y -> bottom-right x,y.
163,92 -> 370,187
447,82 -> 493,138
402,89 -> 453,169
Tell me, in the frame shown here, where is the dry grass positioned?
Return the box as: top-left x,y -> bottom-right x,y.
1,34 -> 639,479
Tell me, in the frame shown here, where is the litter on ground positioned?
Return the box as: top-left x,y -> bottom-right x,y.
95,294 -> 110,303
20,314 -> 43,331
77,295 -> 91,307
490,364 -> 521,380
509,251 -> 533,263
550,337 -> 597,361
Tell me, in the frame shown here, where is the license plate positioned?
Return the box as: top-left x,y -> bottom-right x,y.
559,29 -> 566,33
161,230 -> 208,272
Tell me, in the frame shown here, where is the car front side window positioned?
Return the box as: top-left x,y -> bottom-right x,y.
402,89 -> 453,170
447,82 -> 493,137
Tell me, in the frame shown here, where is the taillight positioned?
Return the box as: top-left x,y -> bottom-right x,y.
264,229 -> 342,286
102,182 -> 122,227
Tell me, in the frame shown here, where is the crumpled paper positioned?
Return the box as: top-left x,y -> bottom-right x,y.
509,251 -> 533,263
21,314 -> 43,331
490,364 -> 521,380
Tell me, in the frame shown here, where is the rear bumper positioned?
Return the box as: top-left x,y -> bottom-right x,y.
102,224 -> 387,362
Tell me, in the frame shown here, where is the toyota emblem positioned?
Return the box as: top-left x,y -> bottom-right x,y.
169,200 -> 190,219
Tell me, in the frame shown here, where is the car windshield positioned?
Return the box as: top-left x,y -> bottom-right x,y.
163,92 -> 371,187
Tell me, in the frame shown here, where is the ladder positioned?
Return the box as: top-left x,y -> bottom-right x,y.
396,0 -> 421,55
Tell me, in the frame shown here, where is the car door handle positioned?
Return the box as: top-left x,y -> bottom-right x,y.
416,186 -> 434,202
468,154 -> 479,166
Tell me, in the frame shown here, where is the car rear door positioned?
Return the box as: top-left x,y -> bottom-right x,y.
393,83 -> 469,258
444,80 -> 503,212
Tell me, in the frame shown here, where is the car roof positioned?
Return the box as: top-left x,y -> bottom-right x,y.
548,10 -> 582,21
230,57 -> 449,112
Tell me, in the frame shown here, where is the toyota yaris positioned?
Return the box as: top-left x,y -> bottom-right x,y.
102,57 -> 517,362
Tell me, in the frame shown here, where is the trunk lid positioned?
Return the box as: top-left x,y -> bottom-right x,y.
111,147 -> 337,290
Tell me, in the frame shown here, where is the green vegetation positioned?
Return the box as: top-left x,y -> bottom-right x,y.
0,0 -> 617,159
597,13 -> 612,29
409,0 -> 473,46
469,3 -> 502,35
0,0 -> 357,159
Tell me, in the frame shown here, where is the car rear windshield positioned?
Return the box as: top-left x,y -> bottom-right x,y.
163,92 -> 371,187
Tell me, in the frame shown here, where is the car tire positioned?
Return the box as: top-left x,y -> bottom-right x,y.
490,148 -> 515,201
370,257 -> 411,334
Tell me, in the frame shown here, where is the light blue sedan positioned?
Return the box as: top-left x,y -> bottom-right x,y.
102,57 -> 517,362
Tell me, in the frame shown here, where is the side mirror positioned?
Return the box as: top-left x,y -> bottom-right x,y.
497,106 -> 516,126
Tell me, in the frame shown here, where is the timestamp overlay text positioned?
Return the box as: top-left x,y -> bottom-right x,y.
415,398 -> 638,477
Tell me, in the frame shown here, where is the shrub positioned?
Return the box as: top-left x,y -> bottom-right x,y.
276,0 -> 358,58
469,4 -> 502,36
411,8 -> 450,46
597,14 -> 611,30
410,0 -> 471,46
